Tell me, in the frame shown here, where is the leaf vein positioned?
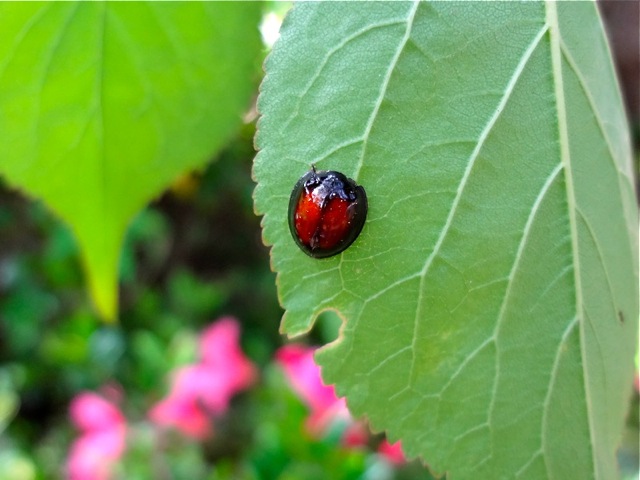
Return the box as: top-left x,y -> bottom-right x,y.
540,316 -> 579,477
438,336 -> 494,396
283,17 -> 407,132
546,2 -> 597,475
515,448 -> 543,479
0,3 -> 53,80
369,346 -> 411,375
308,136 -> 364,168
147,4 -> 201,94
559,40 -> 633,186
97,3 -> 107,225
486,163 -> 564,423
33,3 -> 81,167
352,0 -> 420,180
408,23 -> 549,384
575,206 -> 618,319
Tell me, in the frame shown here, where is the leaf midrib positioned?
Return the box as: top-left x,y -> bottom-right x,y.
97,2 -> 107,235
545,2 -> 596,478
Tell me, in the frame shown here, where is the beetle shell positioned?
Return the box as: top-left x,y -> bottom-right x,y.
288,168 -> 367,258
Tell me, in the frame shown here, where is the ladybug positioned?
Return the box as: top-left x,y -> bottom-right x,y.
288,166 -> 367,258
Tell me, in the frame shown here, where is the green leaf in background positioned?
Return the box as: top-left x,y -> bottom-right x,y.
254,2 -> 638,478
0,2 -> 262,320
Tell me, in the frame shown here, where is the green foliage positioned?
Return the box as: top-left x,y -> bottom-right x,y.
0,1 -> 637,479
0,372 -> 19,435
254,2 -> 638,478
0,2 -> 262,320
0,149 -> 445,479
248,365 -> 365,480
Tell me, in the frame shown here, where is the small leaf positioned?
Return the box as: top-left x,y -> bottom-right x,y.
0,2 -> 261,319
254,2 -> 638,478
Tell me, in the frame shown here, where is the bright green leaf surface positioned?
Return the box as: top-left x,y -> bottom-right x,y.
0,2 -> 261,319
254,2 -> 638,478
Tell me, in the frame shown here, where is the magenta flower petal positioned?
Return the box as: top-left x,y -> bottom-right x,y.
276,345 -> 340,412
148,394 -> 211,439
199,316 -> 257,393
341,422 -> 369,449
276,344 -> 350,436
70,392 -> 125,432
67,436 -> 112,480
67,427 -> 126,479
172,364 -> 231,414
148,317 -> 257,440
67,392 -> 126,480
199,316 -> 241,365
378,439 -> 406,465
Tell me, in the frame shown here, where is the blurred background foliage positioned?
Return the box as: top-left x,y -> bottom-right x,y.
0,2 -> 637,479
0,117 -> 437,479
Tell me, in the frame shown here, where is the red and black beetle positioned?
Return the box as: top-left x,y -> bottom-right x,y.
288,166 -> 367,258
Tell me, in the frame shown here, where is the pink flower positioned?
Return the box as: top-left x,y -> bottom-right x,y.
148,390 -> 211,439
199,317 -> 257,395
149,317 -> 256,439
341,422 -> 369,449
276,344 -> 406,465
69,392 -> 124,432
66,392 -> 126,480
276,344 -> 350,435
378,439 -> 406,465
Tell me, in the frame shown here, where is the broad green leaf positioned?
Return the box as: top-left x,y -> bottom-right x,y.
254,2 -> 638,478
0,2 -> 261,320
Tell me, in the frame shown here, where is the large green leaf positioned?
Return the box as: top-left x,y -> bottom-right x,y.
254,2 -> 638,478
0,2 -> 261,320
